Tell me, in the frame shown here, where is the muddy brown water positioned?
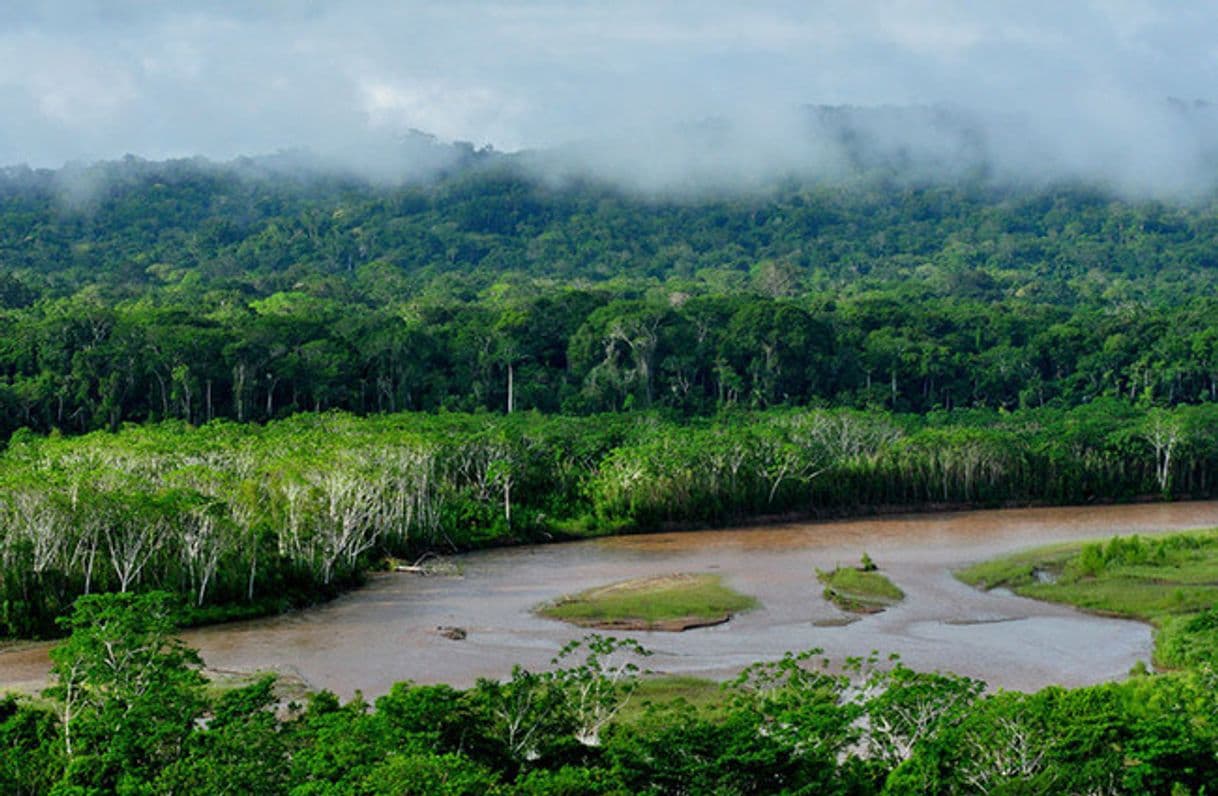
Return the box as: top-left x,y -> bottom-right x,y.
4,501 -> 1218,698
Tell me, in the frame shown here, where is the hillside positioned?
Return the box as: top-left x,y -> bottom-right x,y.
1,155 -> 1217,437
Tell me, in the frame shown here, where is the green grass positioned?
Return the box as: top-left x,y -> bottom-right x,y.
537,573 -> 758,630
956,528 -> 1218,669
817,566 -> 905,613
614,675 -> 726,723
954,541 -> 1079,590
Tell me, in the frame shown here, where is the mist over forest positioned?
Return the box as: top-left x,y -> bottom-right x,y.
6,5 -> 1218,795
6,3 -> 1218,198
10,97 -> 1218,203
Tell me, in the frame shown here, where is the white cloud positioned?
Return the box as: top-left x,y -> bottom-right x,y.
1,1 -> 1217,196
358,78 -> 525,148
0,36 -> 137,126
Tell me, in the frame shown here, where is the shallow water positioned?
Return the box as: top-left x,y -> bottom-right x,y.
4,501 -> 1217,698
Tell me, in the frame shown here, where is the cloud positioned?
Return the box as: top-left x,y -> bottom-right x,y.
2,2 -> 1218,196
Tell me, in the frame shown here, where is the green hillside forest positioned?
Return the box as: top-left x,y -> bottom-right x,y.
4,155 -> 1218,793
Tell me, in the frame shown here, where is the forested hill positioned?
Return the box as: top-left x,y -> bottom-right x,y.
2,153 -> 1218,437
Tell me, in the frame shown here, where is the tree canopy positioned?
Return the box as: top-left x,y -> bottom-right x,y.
2,159 -> 1218,437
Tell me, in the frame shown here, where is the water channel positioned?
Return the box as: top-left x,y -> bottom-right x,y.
3,501 -> 1217,698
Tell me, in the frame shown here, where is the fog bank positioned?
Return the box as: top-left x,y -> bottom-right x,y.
4,3 -> 1218,197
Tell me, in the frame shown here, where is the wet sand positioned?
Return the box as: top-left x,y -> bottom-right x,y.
4,501 -> 1217,698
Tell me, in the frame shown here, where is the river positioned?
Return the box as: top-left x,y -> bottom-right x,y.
3,501 -> 1217,698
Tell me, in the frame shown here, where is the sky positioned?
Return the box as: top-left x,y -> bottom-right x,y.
3,1 -> 1218,194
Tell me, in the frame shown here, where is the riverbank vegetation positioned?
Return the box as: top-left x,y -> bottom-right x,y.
537,573 -> 757,631
957,529 -> 1218,669
2,402 -> 1217,638
3,591 -> 1216,795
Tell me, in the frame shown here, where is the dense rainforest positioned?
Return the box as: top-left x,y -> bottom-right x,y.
2,153 -> 1218,634
2,150 -> 1218,792
2,155 -> 1218,439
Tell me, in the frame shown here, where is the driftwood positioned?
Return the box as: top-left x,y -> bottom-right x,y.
395,552 -> 461,576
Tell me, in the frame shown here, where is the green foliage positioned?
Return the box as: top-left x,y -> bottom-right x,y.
508,765 -> 626,795
10,158 -> 1218,792
960,529 -> 1218,669
361,752 -> 502,795
549,636 -> 652,746
0,696 -> 61,795
466,665 -> 575,772
860,661 -> 985,772
45,591 -> 207,793
11,597 -> 1218,794
2,403 -> 1218,638
1076,541 -> 1107,577
894,679 -> 1218,795
4,160 -> 1218,439
155,676 -> 288,795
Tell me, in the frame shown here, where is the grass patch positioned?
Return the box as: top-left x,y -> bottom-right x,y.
537,573 -> 758,631
956,528 -> 1218,669
954,541 -> 1079,589
614,675 -> 726,723
817,566 -> 905,613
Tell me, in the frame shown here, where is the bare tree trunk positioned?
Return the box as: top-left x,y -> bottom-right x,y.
182,381 -> 192,423
154,371 -> 169,417
234,363 -> 247,422
247,546 -> 257,602
504,478 -> 512,528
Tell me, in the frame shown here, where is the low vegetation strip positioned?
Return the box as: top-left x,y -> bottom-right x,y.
817,564 -> 905,613
537,573 -> 758,631
956,528 -> 1218,668
3,401 -> 1217,639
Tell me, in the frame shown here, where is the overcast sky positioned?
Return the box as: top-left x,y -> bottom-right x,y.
3,2 -> 1217,193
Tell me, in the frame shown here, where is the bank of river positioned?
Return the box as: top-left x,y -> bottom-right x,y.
3,501 -> 1217,698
